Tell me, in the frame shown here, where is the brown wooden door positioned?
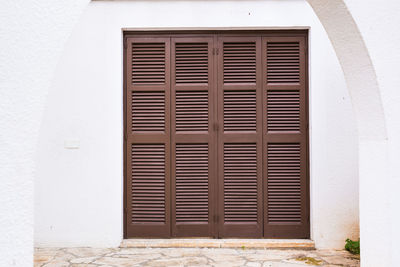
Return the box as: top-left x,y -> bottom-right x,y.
262,36 -> 309,238
216,36 -> 264,237
125,37 -> 171,237
124,31 -> 309,239
170,37 -> 217,237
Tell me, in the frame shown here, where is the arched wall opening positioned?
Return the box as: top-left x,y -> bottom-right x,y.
307,1 -> 389,266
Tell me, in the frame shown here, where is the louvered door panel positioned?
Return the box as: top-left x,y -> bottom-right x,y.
131,43 -> 166,85
267,91 -> 300,132
263,36 -> 309,238
223,42 -> 257,84
175,144 -> 209,223
266,42 -> 300,84
176,91 -> 208,132
224,143 -> 258,223
217,37 -> 263,238
131,144 -> 166,223
224,90 -> 257,132
267,143 -> 301,223
171,37 -> 216,237
132,91 -> 165,132
126,37 -> 171,238
176,43 -> 208,84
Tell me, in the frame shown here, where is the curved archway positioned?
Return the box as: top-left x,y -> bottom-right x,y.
307,0 -> 386,140
307,1 -> 389,266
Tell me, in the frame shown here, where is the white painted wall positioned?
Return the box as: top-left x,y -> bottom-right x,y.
34,0 -> 359,249
342,1 -> 400,266
0,0 -> 89,265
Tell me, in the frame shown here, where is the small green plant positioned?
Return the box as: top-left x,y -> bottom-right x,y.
345,239 -> 360,255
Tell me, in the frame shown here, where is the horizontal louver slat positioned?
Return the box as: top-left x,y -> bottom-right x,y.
175,43 -> 208,84
224,42 -> 256,84
267,91 -> 300,132
224,91 -> 257,132
176,144 -> 209,223
267,143 -> 301,223
132,91 -> 165,132
132,43 -> 165,85
176,91 -> 208,132
267,42 -> 300,84
131,144 -> 166,223
224,143 -> 258,223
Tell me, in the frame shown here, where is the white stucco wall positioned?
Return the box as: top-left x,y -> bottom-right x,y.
0,1 -> 89,266
342,1 -> 400,266
34,0 -> 359,249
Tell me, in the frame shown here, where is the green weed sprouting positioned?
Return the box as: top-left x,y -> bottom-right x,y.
345,239 -> 360,255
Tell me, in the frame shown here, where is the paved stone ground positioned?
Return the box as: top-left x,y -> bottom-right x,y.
34,247 -> 360,267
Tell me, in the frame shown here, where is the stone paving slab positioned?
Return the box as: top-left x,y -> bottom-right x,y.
120,239 -> 315,249
35,247 -> 360,267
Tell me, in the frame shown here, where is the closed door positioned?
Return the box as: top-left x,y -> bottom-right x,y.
124,31 -> 309,239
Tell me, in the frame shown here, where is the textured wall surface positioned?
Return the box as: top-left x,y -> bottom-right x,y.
0,1 -> 89,266
34,0 -> 358,250
342,1 -> 400,266
308,1 -> 400,266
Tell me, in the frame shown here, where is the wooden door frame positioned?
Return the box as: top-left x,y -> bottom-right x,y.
123,29 -> 309,239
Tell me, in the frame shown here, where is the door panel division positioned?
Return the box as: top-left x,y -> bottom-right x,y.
124,31 -> 309,239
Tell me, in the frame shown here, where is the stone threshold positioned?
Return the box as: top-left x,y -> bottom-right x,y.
121,239 -> 315,249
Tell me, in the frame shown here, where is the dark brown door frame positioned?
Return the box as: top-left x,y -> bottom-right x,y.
123,30 -> 310,239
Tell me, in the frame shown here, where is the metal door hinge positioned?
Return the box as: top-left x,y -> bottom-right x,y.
212,48 -> 219,55
213,122 -> 219,132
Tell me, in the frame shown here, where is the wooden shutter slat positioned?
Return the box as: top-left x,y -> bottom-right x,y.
223,143 -> 258,223
267,143 -> 301,223
131,144 -> 166,223
176,91 -> 208,132
175,42 -> 208,84
176,144 -> 209,223
267,91 -> 300,132
266,42 -> 300,84
131,42 -> 166,85
131,91 -> 165,132
223,42 -> 257,84
224,90 -> 257,132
